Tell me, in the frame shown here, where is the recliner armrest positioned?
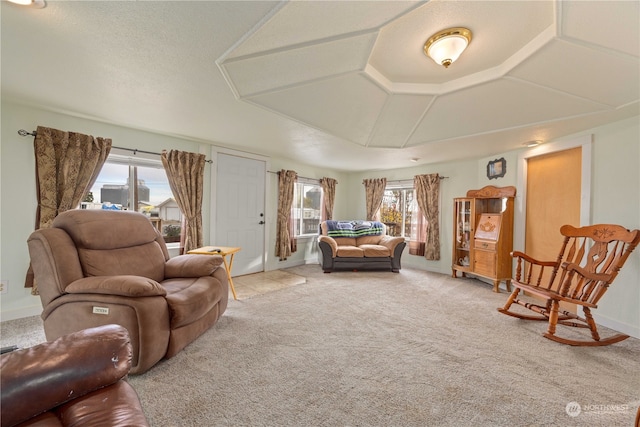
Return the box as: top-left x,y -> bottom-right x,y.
65,275 -> 167,297
165,254 -> 224,278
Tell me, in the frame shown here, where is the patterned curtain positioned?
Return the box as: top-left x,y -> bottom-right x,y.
319,177 -> 337,221
276,169 -> 297,260
414,173 -> 441,260
161,150 -> 206,254
362,178 -> 387,221
26,126 -> 112,292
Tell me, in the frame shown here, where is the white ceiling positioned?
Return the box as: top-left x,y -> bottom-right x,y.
2,0 -> 638,172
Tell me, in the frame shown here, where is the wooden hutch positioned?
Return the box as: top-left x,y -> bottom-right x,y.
452,185 -> 516,292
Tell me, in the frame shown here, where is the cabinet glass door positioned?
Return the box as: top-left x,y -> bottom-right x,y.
454,198 -> 472,268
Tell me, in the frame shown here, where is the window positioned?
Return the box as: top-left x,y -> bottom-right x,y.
292,179 -> 322,237
380,183 -> 417,239
84,154 -> 181,244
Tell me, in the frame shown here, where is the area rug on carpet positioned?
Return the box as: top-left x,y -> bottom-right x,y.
2,265 -> 638,426
232,269 -> 306,300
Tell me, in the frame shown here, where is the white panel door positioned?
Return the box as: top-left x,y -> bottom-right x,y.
215,153 -> 266,276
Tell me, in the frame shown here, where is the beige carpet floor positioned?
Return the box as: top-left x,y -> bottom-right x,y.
2,265 -> 639,426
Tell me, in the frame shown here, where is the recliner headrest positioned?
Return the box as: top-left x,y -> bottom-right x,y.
53,209 -> 159,250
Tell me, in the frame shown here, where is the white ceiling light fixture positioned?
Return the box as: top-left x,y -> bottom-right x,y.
523,140 -> 543,147
7,0 -> 46,8
424,27 -> 472,68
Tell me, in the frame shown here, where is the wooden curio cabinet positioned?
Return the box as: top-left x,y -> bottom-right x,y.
452,185 -> 516,292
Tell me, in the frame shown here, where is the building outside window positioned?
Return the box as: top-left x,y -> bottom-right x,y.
84,155 -> 181,244
292,179 -> 322,237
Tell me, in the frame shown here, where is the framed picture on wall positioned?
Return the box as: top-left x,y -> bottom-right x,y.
487,157 -> 506,180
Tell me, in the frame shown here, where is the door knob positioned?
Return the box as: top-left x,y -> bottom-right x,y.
259,221 -> 265,225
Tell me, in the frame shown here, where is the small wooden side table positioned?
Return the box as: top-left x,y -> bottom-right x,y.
187,246 -> 241,300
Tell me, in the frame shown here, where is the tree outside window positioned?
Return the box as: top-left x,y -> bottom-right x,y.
380,187 -> 415,238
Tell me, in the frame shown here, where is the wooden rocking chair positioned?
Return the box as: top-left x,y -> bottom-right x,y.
498,224 -> 640,346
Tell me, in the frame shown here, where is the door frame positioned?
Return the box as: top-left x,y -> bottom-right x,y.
210,146 -> 271,271
514,134 -> 592,254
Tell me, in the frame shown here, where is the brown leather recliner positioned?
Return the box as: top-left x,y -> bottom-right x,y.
27,209 -> 228,374
1,324 -> 149,427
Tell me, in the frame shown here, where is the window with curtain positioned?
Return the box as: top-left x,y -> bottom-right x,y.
379,181 -> 419,239
292,178 -> 323,237
87,154 -> 182,244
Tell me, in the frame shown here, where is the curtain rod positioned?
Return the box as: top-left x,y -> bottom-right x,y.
384,176 -> 448,188
372,175 -> 449,184
267,170 -> 321,182
18,129 -> 212,163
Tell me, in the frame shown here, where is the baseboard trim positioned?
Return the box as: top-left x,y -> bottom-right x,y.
271,260 -> 306,270
593,312 -> 639,339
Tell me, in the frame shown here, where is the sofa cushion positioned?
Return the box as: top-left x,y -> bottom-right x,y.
336,246 -> 364,257
355,235 -> 383,246
162,276 -> 225,329
333,237 -> 357,246
360,244 -> 391,257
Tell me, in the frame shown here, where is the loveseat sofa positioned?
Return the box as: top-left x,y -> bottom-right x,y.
27,209 -> 229,374
0,324 -> 149,427
318,220 -> 406,272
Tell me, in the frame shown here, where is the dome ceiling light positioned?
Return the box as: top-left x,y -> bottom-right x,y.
7,0 -> 46,8
523,140 -> 543,147
424,27 -> 472,68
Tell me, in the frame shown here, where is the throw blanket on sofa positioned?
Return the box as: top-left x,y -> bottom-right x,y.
325,220 -> 384,237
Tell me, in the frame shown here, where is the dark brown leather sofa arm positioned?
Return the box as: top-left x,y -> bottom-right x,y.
0,324 -> 149,427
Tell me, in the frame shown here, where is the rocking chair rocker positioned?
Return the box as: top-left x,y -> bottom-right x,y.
498,224 -> 639,346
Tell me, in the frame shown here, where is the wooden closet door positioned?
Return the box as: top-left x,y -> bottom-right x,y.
525,147 -> 581,311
